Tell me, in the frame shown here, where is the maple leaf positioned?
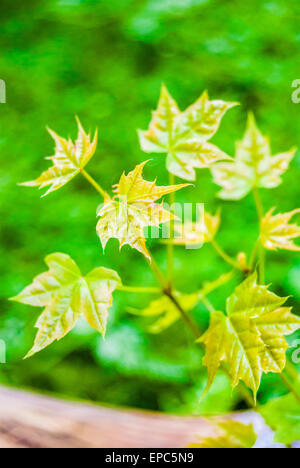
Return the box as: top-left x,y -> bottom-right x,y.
170,209 -> 220,247
21,117 -> 98,196
10,253 -> 121,357
260,389 -> 300,445
187,420 -> 257,448
211,113 -> 296,200
96,161 -> 188,261
260,207 -> 300,251
138,84 -> 236,181
199,273 -> 300,399
129,272 -> 233,333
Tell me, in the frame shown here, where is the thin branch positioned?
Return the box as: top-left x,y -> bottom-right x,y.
249,237 -> 260,271
80,168 -> 106,198
211,238 -> 243,271
167,172 -> 176,285
164,289 -> 202,338
147,254 -> 168,290
146,253 -> 256,408
253,186 -> 264,221
252,187 -> 265,284
201,296 -> 216,315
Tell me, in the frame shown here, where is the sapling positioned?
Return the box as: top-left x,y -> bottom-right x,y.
11,85 -> 300,446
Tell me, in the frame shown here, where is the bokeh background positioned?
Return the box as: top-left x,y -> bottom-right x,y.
0,0 -> 299,414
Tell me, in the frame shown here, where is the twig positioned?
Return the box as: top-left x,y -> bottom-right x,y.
211,238 -> 243,271
167,172 -> 176,285
252,187 -> 265,284
80,168 -> 106,198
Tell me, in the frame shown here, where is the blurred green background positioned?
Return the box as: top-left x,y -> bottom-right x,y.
0,0 -> 299,414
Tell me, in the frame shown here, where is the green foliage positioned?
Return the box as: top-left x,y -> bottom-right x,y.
260,390 -> 300,445
211,114 -> 296,200
96,161 -> 188,260
1,0 -> 300,426
21,118 -> 98,197
11,253 -> 121,357
139,85 -> 235,180
199,273 -> 300,399
261,208 -> 300,252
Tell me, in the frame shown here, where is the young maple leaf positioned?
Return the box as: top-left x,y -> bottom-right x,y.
21,117 -> 98,196
170,209 -> 220,247
96,161 -> 189,260
198,273 -> 300,400
10,253 -> 121,357
138,84 -> 236,181
211,113 -> 296,200
187,420 -> 257,449
260,207 -> 300,251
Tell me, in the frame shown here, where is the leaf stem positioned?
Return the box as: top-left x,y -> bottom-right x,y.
249,238 -> 260,271
259,247 -> 265,285
211,238 -> 242,271
167,172 -> 175,285
252,187 -> 265,284
80,168 -> 106,198
147,251 -> 201,336
285,361 -> 299,382
201,296 -> 216,315
164,289 -> 202,338
147,253 -> 169,290
146,251 -> 256,408
279,372 -> 300,405
253,186 -> 264,221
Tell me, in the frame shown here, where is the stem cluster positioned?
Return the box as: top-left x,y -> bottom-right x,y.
81,168 -> 300,408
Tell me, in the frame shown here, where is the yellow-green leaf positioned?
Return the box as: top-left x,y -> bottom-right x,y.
261,207 -> 300,251
173,90 -> 237,141
171,209 -> 220,246
199,273 -> 300,399
199,309 -> 263,398
187,420 -> 257,448
139,85 -> 236,181
229,274 -> 300,374
211,113 -> 296,200
96,161 -> 188,260
138,84 -> 180,153
10,253 -> 121,357
254,307 -> 300,373
166,141 -> 230,181
20,117 -> 98,196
